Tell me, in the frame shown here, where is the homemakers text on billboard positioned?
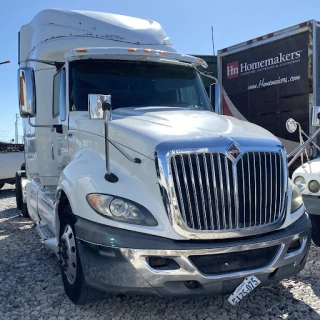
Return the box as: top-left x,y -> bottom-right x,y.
227,50 -> 302,79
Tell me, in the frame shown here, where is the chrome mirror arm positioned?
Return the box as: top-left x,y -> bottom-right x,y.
287,127 -> 320,167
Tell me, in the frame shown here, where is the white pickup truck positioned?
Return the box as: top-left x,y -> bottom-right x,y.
0,143 -> 24,189
16,9 -> 311,305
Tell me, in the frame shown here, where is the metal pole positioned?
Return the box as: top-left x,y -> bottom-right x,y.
0,61 -> 10,65
211,27 -> 215,56
15,114 -> 19,144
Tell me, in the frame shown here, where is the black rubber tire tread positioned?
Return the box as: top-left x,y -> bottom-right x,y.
21,202 -> 30,218
60,205 -> 103,305
0,183 -> 4,189
15,171 -> 23,210
310,214 -> 320,247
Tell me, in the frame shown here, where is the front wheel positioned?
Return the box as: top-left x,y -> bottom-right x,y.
15,171 -> 29,217
310,214 -> 320,247
59,206 -> 103,305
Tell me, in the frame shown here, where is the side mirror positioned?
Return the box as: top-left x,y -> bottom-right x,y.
286,118 -> 298,133
210,83 -> 221,114
18,67 -> 36,118
88,94 -> 112,119
312,106 -> 320,126
88,94 -> 117,182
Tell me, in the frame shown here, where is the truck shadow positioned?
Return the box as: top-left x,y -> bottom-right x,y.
0,186 -> 16,200
96,281 -> 320,320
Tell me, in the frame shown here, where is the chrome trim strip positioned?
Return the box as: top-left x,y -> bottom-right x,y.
224,156 -> 232,228
188,155 -> 201,228
264,153 -> 268,224
196,154 -> 208,230
233,160 -> 239,229
269,153 -> 273,223
210,154 -> 220,230
259,153 -> 262,225
180,155 -> 194,229
274,153 -> 278,222
253,153 -> 257,226
217,154 -> 226,229
247,154 -> 251,227
203,154 -> 214,230
241,158 -> 245,228
279,153 -> 283,213
172,156 -> 187,223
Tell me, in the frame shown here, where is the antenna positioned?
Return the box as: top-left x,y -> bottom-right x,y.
211,26 -> 215,56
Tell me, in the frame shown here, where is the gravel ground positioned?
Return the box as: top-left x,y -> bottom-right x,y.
0,184 -> 320,320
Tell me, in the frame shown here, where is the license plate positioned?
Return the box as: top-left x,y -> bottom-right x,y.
228,275 -> 261,305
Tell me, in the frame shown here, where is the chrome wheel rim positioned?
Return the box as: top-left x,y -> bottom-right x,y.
59,224 -> 77,284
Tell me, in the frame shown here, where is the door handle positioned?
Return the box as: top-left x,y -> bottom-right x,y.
51,143 -> 55,160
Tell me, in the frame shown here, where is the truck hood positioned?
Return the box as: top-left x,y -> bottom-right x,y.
294,158 -> 320,175
109,107 -> 280,158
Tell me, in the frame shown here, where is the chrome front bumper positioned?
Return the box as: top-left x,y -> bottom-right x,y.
76,213 -> 311,297
120,234 -> 309,293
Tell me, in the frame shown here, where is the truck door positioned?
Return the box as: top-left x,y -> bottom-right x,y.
51,68 -> 69,177
37,68 -> 69,228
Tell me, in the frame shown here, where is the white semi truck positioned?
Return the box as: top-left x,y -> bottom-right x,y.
16,9 -> 311,305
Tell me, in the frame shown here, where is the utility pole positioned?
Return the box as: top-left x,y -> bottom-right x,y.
15,114 -> 19,144
211,26 -> 215,56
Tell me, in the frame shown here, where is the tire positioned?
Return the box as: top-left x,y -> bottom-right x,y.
16,171 -> 29,217
310,214 -> 320,247
21,203 -> 30,218
59,205 -> 103,305
15,171 -> 24,211
0,183 -> 4,189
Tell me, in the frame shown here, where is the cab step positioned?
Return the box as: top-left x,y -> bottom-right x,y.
35,225 -> 59,256
36,224 -> 54,240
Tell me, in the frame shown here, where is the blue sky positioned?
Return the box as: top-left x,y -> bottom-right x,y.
0,0 -> 318,142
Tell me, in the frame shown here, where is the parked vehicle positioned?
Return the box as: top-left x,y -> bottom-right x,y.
286,112 -> 320,246
217,20 -> 320,165
16,9 -> 311,305
0,143 -> 24,189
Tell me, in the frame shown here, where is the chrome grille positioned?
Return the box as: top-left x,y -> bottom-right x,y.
170,152 -> 286,231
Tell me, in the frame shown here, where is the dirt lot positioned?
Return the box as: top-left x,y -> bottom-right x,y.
0,184 -> 320,320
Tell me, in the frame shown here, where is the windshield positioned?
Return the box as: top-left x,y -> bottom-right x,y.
69,60 -> 212,111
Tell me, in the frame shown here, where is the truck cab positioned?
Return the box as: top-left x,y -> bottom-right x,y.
17,9 -> 311,305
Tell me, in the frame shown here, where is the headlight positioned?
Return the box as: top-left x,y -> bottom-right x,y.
308,180 -> 320,193
86,194 -> 158,226
294,176 -> 306,191
291,183 -> 303,213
